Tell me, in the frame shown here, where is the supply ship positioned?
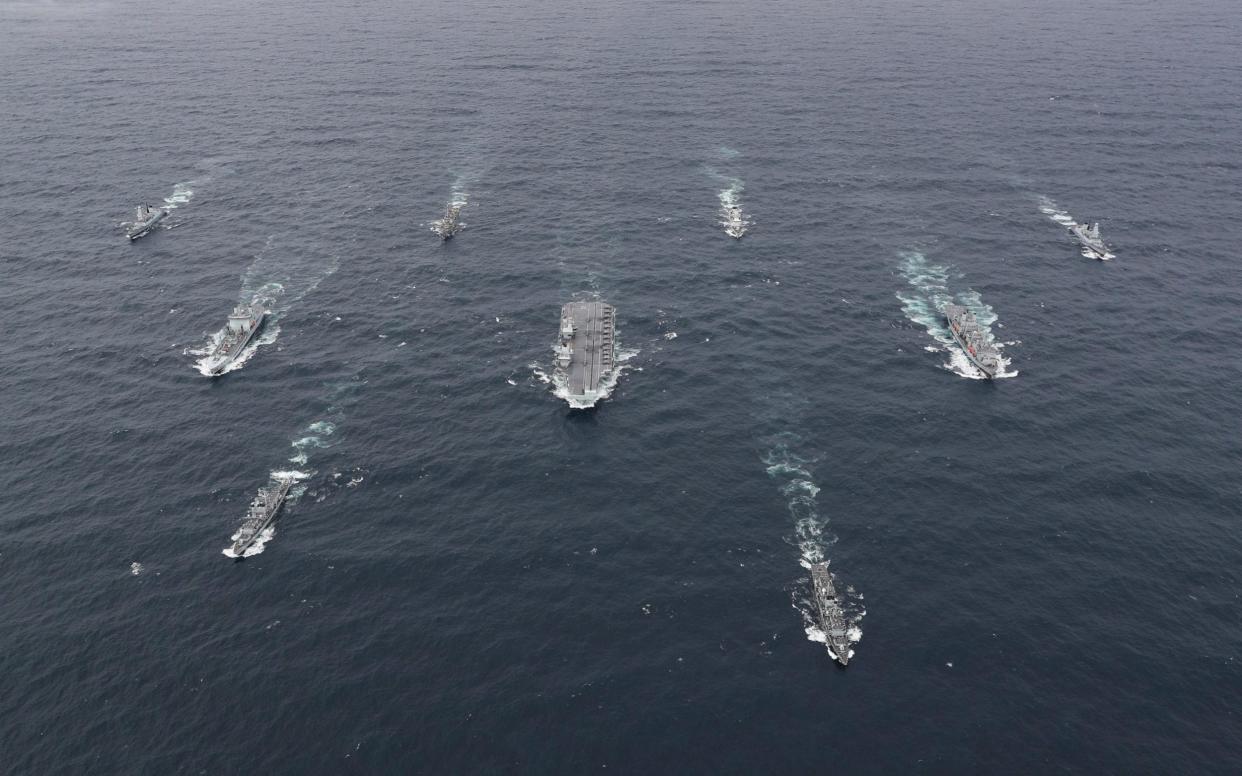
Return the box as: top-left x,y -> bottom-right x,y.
127,204 -> 167,240
554,301 -> 616,407
204,302 -> 266,376
810,562 -> 852,666
230,475 -> 295,557
944,304 -> 1001,378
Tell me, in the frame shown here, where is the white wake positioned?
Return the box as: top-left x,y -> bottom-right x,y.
220,470 -> 309,559
706,162 -> 749,238
762,434 -> 864,654
532,345 -> 639,410
1039,196 -> 1115,260
896,251 -> 1017,379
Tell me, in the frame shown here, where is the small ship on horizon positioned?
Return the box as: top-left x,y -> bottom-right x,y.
945,303 -> 1002,378
810,562 -> 852,666
203,302 -> 266,376
554,301 -> 617,408
230,475 -> 295,557
127,204 -> 167,240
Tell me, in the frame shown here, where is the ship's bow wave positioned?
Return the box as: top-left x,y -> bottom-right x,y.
761,433 -> 864,658
897,251 -> 1017,379
706,163 -> 748,237
1039,195 -> 1115,260
221,471 -> 309,559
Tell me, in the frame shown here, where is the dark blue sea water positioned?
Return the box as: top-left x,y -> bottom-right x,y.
3,0 -> 1241,771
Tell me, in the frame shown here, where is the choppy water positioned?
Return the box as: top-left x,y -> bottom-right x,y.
2,0 -> 1241,771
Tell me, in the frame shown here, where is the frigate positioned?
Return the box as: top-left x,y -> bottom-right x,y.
204,302 -> 266,376
944,303 -> 1002,378
230,475 -> 295,557
554,301 -> 616,407
433,203 -> 463,239
1069,221 -> 1110,259
127,204 -> 167,240
723,206 -> 746,239
810,562 -> 852,666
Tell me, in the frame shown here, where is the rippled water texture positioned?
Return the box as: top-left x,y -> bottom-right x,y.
2,0 -> 1240,771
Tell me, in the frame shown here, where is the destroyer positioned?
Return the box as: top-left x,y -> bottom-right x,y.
554,301 -> 616,407
723,206 -> 746,239
230,475 -> 295,557
127,204 -> 167,240
204,302 -> 266,376
1069,221 -> 1110,259
944,303 -> 1002,378
810,562 -> 852,666
433,203 -> 463,239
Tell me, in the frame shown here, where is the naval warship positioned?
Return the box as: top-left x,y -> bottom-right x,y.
554,301 -> 616,407
230,475 -> 295,557
204,302 -> 266,376
1069,221 -> 1110,259
127,204 -> 167,240
944,303 -> 1002,378
723,206 -> 746,239
433,203 -> 463,239
810,562 -> 852,666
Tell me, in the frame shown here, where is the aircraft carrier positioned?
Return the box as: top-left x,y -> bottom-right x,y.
230,475 -> 295,557
944,304 -> 1001,378
810,562 -> 852,666
204,302 -> 266,376
554,301 -> 616,407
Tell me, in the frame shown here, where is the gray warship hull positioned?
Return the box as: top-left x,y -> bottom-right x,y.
1074,237 -> 1109,258
946,324 -> 996,378
555,301 -> 616,407
434,204 -> 462,239
944,304 -> 1000,379
127,210 -> 166,240
208,319 -> 264,375
810,562 -> 852,666
1069,224 -> 1109,258
231,477 -> 294,557
205,306 -> 267,376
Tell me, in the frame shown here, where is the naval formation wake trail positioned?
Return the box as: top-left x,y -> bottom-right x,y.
115,157 -> 1137,668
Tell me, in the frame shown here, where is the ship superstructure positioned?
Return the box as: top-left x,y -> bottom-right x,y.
944,303 -> 1002,378
554,301 -> 616,407
127,204 -> 167,240
230,475 -> 295,557
204,302 -> 266,376
1069,221 -> 1110,259
810,562 -> 852,666
433,203 -> 463,239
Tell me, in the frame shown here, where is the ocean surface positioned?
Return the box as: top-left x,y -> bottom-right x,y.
2,0 -> 1240,771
